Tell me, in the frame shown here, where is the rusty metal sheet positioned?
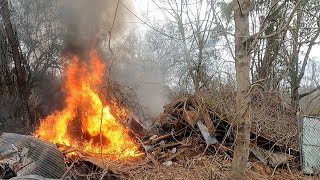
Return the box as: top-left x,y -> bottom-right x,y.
0,133 -> 66,179
9,175 -> 58,180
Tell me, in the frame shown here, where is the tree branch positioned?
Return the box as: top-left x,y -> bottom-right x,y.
298,19 -> 320,82
300,85 -> 320,99
245,0 -> 302,49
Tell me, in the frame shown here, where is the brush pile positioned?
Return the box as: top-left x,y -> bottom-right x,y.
0,89 -> 307,180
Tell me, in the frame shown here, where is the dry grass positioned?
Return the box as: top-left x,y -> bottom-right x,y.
67,154 -> 317,180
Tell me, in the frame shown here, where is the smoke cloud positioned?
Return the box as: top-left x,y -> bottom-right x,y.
58,0 -> 168,124
110,58 -> 169,123
60,0 -> 132,55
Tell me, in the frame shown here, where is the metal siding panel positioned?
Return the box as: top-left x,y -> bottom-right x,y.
0,133 -> 66,178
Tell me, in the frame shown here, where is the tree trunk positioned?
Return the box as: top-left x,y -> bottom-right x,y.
255,0 -> 282,90
0,0 -> 31,128
291,85 -> 300,111
176,17 -> 200,93
289,2 -> 301,112
228,0 -> 251,179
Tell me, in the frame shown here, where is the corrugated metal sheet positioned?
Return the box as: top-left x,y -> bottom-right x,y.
0,133 -> 66,178
299,116 -> 320,174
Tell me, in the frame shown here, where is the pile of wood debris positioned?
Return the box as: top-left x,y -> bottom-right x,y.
0,92 -> 313,179
149,94 -> 298,168
205,88 -> 299,150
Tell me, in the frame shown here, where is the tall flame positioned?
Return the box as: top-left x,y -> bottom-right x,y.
34,50 -> 141,159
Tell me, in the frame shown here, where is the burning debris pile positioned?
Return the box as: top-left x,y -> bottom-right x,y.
0,0 -> 148,177
0,0 -> 307,178
0,91 -> 309,179
33,50 -> 141,159
0,48 -> 144,179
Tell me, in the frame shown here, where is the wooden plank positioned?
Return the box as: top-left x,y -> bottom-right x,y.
268,151 -> 293,167
163,97 -> 188,112
127,113 -> 148,136
191,97 -> 216,136
182,110 -> 199,127
143,131 -> 183,145
250,145 -> 293,167
250,146 -> 269,165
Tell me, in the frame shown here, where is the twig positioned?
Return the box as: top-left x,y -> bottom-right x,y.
165,149 -> 185,162
107,0 -> 120,56
286,163 -> 295,180
61,159 -> 77,179
271,163 -> 279,177
99,107 -> 106,169
143,131 -> 183,144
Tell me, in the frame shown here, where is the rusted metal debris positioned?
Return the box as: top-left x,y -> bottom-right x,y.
9,175 -> 58,180
0,133 -> 65,179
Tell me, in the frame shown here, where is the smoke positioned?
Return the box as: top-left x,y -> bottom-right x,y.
110,58 -> 169,121
59,0 -> 132,56
58,0 -> 168,122
134,72 -> 169,120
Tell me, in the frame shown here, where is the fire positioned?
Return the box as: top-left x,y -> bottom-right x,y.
34,50 -> 141,159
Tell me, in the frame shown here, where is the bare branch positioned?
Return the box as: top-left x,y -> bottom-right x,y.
298,19 -> 320,82
300,85 -> 320,99
246,0 -> 302,50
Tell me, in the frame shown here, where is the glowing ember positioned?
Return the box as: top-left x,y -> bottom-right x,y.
34,50 -> 141,159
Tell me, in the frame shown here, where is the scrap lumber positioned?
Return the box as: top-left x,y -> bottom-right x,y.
250,145 -> 293,167
127,112 -> 152,136
143,131 -> 183,145
143,134 -> 204,164
193,97 -> 216,136
182,110 -> 198,127
80,156 -> 108,169
165,149 -> 185,162
153,95 -> 298,169
163,96 -> 188,112
161,95 -> 217,146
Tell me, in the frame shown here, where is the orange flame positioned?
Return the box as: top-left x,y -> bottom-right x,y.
34,50 -> 141,159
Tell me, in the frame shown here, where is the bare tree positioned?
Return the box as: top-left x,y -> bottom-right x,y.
286,0 -> 320,110
150,0 -> 220,93
249,0 -> 320,111
228,0 -> 251,179
0,0 -> 31,127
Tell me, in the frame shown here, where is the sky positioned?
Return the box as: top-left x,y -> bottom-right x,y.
133,0 -> 320,60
